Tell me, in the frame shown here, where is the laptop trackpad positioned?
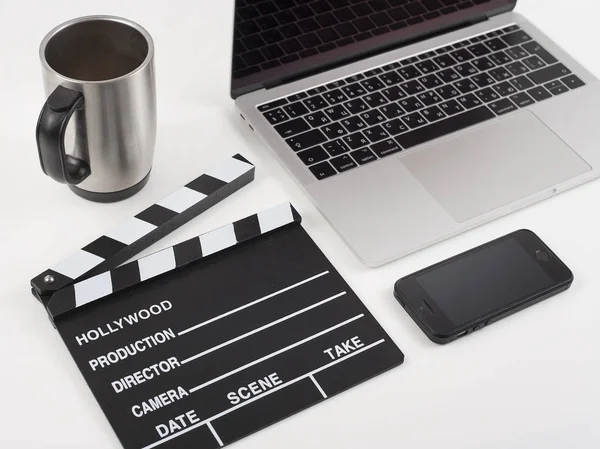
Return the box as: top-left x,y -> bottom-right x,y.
400,111 -> 591,223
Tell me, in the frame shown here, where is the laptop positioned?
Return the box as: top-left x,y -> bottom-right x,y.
233,0 -> 600,267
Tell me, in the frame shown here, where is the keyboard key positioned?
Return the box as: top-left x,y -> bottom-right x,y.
489,51 -> 512,66
351,147 -> 378,165
438,68 -> 461,83
341,116 -> 367,132
380,103 -> 405,119
342,82 -> 367,98
305,111 -> 331,127
527,63 -> 571,85
510,92 -> 536,108
502,25 -> 520,33
258,98 -> 288,112
361,109 -> 387,125
489,66 -> 512,82
439,99 -> 465,116
488,98 -> 517,115
484,38 -> 508,52
382,86 -> 408,101
467,43 -> 491,57
506,46 -> 529,60
304,95 -> 328,111
371,139 -> 403,158
522,41 -> 558,65
417,90 -> 443,106
323,139 -> 350,157
395,106 -> 495,149
419,74 -> 444,89
435,84 -> 461,100
510,75 -> 534,91
472,73 -> 496,88
263,108 -> 289,125
402,112 -> 428,129
398,65 -> 422,80
475,87 -> 500,103
344,98 -> 369,114
274,117 -> 311,137
287,92 -> 308,102
415,60 -> 440,74
283,102 -> 309,118
297,146 -> 329,165
457,93 -> 483,109
330,154 -> 357,172
324,105 -> 351,121
421,105 -> 446,122
472,56 -> 495,72
522,55 -> 546,71
326,80 -> 346,89
455,63 -> 479,79
380,71 -> 403,86
364,68 -> 383,77
400,96 -> 425,112
562,74 -> 585,90
309,161 -> 337,180
364,125 -> 389,143
527,85 -> 552,102
322,122 -> 348,139
454,79 -> 478,94
323,89 -> 348,105
364,92 -> 388,108
500,30 -> 532,46
343,131 -> 370,149
548,82 -> 569,96
450,48 -> 475,63
433,54 -> 457,68
493,81 -> 518,97
344,74 -> 365,83
362,77 -> 386,92
382,118 -> 409,136
505,61 -> 529,77
400,80 -> 426,95
286,129 -> 327,151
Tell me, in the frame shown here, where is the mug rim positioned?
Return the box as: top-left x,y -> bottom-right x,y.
39,15 -> 155,85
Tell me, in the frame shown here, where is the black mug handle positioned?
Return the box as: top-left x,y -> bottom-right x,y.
36,85 -> 90,185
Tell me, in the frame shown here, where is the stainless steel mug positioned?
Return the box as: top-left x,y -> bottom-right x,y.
36,16 -> 156,202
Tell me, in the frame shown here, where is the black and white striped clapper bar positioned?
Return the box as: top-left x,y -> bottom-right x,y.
47,202 -> 302,320
31,153 -> 255,308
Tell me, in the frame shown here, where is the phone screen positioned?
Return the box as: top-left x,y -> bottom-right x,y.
415,238 -> 554,327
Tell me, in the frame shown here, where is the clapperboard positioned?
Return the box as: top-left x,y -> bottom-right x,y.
31,154 -> 404,449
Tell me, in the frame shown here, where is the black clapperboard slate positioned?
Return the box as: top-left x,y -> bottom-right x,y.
31,155 -> 404,449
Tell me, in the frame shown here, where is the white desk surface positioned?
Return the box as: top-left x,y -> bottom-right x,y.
1,1 -> 599,448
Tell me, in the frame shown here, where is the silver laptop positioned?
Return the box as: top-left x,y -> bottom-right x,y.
233,0 -> 600,267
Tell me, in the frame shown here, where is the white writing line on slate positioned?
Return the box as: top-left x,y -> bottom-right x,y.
310,374 -> 327,399
189,313 -> 364,394
207,422 -> 223,447
180,291 -> 347,365
141,339 -> 385,449
178,271 -> 330,336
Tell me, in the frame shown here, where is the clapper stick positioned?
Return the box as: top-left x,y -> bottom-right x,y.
47,202 -> 302,321
31,154 -> 255,307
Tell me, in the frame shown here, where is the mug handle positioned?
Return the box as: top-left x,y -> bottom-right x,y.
36,85 -> 90,185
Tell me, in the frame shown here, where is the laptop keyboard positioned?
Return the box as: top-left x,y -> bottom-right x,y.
258,25 -> 586,180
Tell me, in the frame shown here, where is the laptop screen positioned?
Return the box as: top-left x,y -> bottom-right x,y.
231,0 -> 516,97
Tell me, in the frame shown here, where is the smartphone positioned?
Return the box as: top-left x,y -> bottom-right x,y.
394,230 -> 573,344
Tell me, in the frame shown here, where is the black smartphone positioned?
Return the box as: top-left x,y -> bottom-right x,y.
394,230 -> 573,344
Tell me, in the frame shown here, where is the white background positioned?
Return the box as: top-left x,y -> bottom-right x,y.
1,0 -> 599,448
